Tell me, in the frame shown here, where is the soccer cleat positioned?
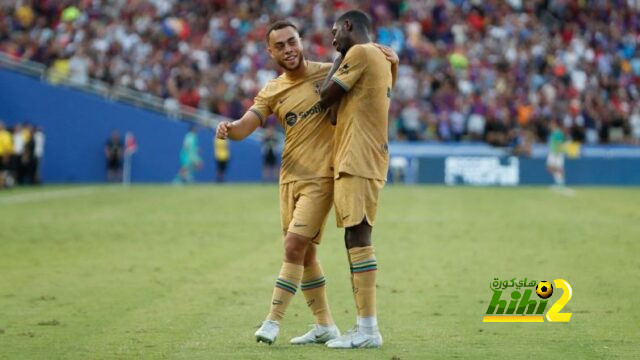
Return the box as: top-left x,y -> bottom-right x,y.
255,319 -> 279,345
326,325 -> 383,349
290,324 -> 341,345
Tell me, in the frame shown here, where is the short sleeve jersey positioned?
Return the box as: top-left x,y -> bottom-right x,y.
249,61 -> 334,184
331,43 -> 393,181
548,129 -> 565,154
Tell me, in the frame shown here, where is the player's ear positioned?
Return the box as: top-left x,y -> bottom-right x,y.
344,19 -> 352,32
266,46 -> 274,59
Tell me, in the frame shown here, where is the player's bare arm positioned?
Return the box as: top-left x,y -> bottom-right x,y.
318,54 -> 346,111
328,105 -> 338,126
215,111 -> 262,141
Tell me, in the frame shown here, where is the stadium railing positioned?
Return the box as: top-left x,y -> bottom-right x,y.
0,52 -> 229,129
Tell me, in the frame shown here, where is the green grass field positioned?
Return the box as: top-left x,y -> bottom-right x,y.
1,185 -> 639,359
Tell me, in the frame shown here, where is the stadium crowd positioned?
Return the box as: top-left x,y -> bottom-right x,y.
1,0 -> 640,147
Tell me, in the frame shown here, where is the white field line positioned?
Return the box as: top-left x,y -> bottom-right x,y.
550,186 -> 577,197
0,187 -> 96,205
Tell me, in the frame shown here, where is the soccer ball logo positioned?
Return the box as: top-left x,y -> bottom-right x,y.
536,281 -> 553,299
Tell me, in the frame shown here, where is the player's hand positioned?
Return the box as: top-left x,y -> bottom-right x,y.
216,121 -> 232,139
374,43 -> 399,65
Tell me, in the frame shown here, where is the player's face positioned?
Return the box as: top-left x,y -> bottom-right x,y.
332,21 -> 349,55
267,27 -> 304,71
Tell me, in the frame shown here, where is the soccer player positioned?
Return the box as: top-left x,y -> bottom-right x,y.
547,119 -> 566,187
216,20 -> 397,346
317,10 -> 397,349
218,21 -> 338,346
173,125 -> 202,184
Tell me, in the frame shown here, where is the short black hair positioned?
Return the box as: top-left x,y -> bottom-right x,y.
337,10 -> 371,33
266,20 -> 298,43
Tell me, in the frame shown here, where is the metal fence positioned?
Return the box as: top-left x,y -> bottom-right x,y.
0,52 -> 230,128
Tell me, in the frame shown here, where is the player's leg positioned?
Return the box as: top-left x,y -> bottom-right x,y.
256,230 -> 309,344
289,179 -> 340,344
256,181 -> 306,344
301,243 -> 336,326
328,174 -> 383,349
345,220 -> 379,333
291,236 -> 340,344
547,155 -> 565,186
555,155 -> 565,185
216,160 -> 226,183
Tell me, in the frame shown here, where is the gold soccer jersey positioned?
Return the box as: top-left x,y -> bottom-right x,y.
250,61 -> 334,184
331,43 -> 393,181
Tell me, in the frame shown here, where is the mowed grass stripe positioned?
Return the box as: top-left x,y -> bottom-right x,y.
1,186 -> 283,358
1,185 -> 638,359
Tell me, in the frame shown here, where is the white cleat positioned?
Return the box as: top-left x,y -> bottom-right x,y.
326,326 -> 383,349
255,320 -> 279,345
290,324 -> 341,345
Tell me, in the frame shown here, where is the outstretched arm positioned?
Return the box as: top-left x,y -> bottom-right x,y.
215,111 -> 262,141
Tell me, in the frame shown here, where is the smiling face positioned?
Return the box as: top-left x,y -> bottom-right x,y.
267,26 -> 304,71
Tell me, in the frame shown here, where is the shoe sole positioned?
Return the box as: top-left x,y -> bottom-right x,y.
327,344 -> 382,349
290,338 -> 333,345
291,332 -> 340,345
256,335 -> 275,345
327,339 -> 382,349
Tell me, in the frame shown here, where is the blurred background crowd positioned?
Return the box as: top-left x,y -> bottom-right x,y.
1,0 -> 640,148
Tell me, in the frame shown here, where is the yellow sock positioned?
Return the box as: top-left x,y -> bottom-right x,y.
301,262 -> 334,325
348,246 -> 377,317
266,262 -> 304,321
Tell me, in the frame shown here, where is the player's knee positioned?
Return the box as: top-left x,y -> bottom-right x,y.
344,220 -> 372,249
303,245 -> 317,266
284,233 -> 309,262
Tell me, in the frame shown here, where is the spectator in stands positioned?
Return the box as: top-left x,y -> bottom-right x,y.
1,0 -> 639,148
484,117 -> 509,148
68,46 -> 90,85
105,130 -> 123,183
399,100 -> 423,141
631,105 -> 640,145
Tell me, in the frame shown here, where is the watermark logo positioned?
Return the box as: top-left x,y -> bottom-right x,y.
483,278 -> 573,323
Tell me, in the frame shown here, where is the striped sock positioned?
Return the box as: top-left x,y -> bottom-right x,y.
349,246 -> 378,318
301,262 -> 334,325
266,262 -> 303,321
